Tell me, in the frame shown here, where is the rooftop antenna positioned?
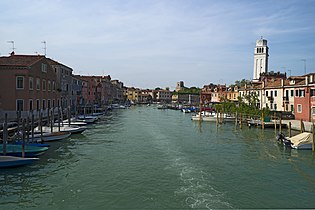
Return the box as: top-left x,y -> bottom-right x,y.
301,59 -> 306,75
42,41 -> 46,56
287,69 -> 292,77
7,40 -> 16,52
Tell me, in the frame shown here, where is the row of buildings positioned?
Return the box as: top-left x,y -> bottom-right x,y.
201,72 -> 315,122
0,52 -> 196,121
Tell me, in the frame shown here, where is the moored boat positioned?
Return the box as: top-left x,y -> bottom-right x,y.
30,131 -> 71,142
0,156 -> 39,168
0,144 -> 49,157
277,132 -> 314,149
35,125 -> 87,134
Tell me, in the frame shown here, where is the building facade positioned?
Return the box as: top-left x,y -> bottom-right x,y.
0,53 -> 60,120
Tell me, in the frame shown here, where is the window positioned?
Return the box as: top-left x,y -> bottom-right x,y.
291,105 -> 294,112
42,99 -> 46,110
36,78 -> 40,90
311,89 -> 315,97
285,104 -> 288,111
274,90 -> 277,97
42,80 -> 46,91
29,99 -> 33,111
16,99 -> 24,111
297,104 -> 302,113
29,77 -> 34,90
295,90 -> 299,97
36,99 -> 40,110
42,63 -> 47,72
266,91 -> 268,97
270,103 -> 273,109
48,81 -> 51,91
299,89 -> 305,97
48,99 -> 51,109
291,90 -> 294,97
274,104 -> 277,110
52,100 -> 55,108
52,81 -> 56,91
16,76 -> 24,89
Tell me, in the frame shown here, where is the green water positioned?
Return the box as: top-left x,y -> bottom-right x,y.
1,105 -> 315,209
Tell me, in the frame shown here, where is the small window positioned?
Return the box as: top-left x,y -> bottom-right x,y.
36,99 -> 40,110
274,104 -> 277,110
42,80 -> 46,91
42,63 -> 47,72
42,99 -> 46,110
311,89 -> 315,97
36,78 -> 40,90
52,81 -> 56,91
291,90 -> 294,97
300,90 -> 305,97
16,76 -> 24,89
266,91 -> 268,97
16,99 -> 24,111
295,90 -> 299,97
29,77 -> 34,90
48,99 -> 51,109
29,99 -> 33,111
48,81 -> 51,91
274,90 -> 277,97
297,104 -> 302,113
291,104 -> 294,112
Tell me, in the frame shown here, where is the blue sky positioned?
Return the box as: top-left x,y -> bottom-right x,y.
1,0 -> 315,89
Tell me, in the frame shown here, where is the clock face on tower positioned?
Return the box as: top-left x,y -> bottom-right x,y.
257,40 -> 263,46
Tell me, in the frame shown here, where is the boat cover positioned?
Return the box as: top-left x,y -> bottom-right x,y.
288,132 -> 314,148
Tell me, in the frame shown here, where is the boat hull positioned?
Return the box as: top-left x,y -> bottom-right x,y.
0,156 -> 39,168
0,144 -> 49,157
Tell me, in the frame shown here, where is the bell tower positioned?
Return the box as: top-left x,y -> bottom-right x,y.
253,38 -> 269,81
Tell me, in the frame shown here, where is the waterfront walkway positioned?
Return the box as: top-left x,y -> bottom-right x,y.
282,119 -> 314,132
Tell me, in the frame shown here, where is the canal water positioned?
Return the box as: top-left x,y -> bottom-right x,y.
1,105 -> 315,209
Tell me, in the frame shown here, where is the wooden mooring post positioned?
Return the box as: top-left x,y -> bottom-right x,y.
3,113 -> 8,155
300,119 -> 304,133
274,112 -> 277,133
279,113 -> 282,133
288,122 -> 292,137
261,112 -> 264,130
22,119 -> 26,158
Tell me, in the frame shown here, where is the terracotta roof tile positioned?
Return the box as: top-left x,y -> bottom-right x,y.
0,54 -> 45,67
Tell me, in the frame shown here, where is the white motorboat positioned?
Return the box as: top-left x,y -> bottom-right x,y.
35,125 -> 87,134
277,132 -> 314,150
192,112 -> 235,122
61,119 -> 87,126
30,131 -> 71,142
77,115 -> 98,123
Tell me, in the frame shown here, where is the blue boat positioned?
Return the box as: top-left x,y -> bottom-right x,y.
0,144 -> 49,157
13,141 -> 50,147
0,156 -> 38,168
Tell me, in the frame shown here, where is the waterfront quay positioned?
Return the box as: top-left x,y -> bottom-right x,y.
1,105 -> 315,209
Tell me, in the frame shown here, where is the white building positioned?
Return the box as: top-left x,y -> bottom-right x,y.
253,38 -> 269,81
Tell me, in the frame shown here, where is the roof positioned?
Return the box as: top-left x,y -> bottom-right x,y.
46,58 -> 73,70
0,53 -> 45,67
